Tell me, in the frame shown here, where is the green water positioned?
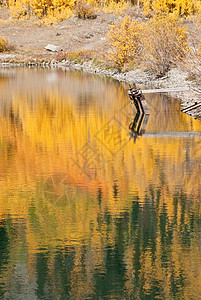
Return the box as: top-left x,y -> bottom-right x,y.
0,67 -> 201,299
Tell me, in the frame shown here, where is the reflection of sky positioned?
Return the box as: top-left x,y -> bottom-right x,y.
46,72 -> 59,83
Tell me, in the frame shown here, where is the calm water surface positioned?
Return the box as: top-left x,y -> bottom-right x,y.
0,68 -> 201,299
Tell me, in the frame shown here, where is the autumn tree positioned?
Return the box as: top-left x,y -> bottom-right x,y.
106,14 -> 188,75
141,0 -> 201,16
107,16 -> 142,70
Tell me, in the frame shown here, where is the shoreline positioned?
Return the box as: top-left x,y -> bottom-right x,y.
47,59 -> 201,120
1,58 -> 201,119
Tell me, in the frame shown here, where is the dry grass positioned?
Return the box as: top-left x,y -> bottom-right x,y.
55,49 -> 96,62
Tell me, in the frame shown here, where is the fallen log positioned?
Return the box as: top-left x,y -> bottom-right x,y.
182,102 -> 201,113
141,87 -> 190,94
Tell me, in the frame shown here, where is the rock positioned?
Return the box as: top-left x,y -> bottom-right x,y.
0,54 -> 16,59
85,33 -> 93,39
45,44 -> 62,52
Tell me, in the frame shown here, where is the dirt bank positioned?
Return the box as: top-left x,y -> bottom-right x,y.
0,8 -> 115,61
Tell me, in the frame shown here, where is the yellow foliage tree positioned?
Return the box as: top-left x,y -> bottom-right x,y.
140,0 -> 201,16
8,0 -> 74,19
152,0 -> 172,14
6,0 -> 201,22
174,0 -> 195,16
106,14 -> 188,75
107,16 -> 142,69
141,0 -> 152,16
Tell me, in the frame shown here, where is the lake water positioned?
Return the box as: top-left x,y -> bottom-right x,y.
0,67 -> 201,300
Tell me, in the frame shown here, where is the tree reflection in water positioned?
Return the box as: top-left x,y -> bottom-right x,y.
0,68 -> 200,299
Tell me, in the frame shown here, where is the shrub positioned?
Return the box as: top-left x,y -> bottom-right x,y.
0,36 -> 13,52
74,0 -> 97,19
106,14 -> 189,75
181,19 -> 201,83
0,37 -> 7,52
106,16 -> 142,69
55,49 -> 96,63
142,15 -> 189,76
64,49 -> 96,61
185,51 -> 201,83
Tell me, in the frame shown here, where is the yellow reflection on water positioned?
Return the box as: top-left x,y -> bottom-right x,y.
0,68 -> 200,299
